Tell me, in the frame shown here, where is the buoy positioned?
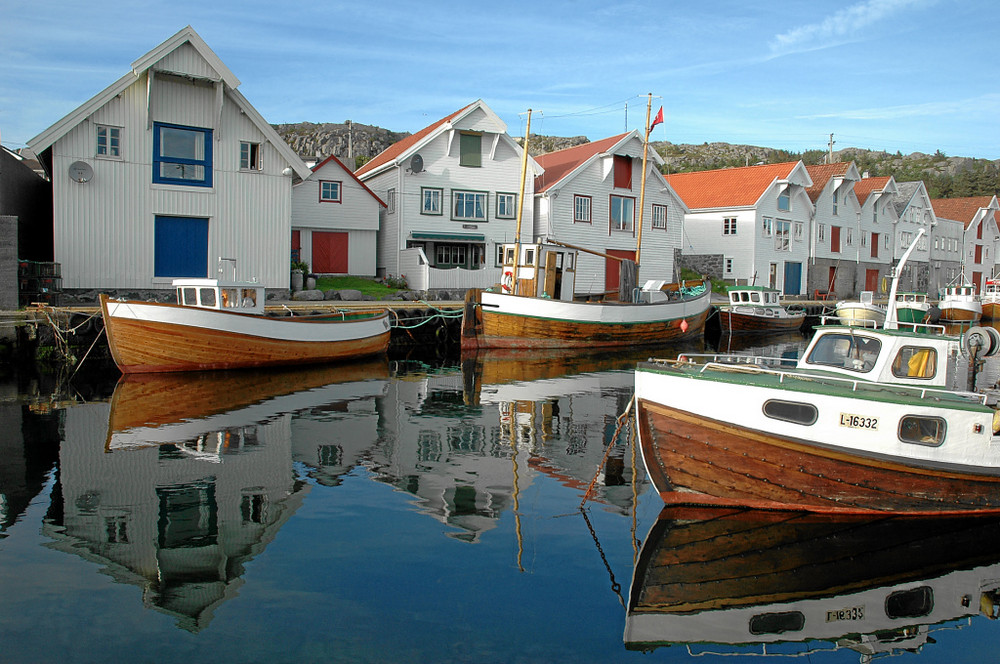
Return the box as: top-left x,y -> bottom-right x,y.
680,319 -> 689,333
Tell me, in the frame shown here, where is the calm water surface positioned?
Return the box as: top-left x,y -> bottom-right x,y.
3,334 -> 1000,663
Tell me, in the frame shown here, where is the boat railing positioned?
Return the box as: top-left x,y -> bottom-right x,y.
820,315 -> 880,328
677,352 -> 797,369
658,357 -> 988,405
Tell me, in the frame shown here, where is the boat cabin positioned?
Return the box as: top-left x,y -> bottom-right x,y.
173,277 -> 265,315
500,242 -> 577,300
727,286 -> 781,307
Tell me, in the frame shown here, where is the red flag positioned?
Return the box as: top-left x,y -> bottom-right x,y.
648,106 -> 663,134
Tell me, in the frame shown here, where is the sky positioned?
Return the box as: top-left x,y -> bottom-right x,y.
2,0 -> 999,159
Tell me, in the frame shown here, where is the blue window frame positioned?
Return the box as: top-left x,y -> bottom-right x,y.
153,122 -> 213,187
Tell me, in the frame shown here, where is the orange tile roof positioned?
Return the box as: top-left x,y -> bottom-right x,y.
354,102 -> 474,178
664,161 -> 801,209
804,162 -> 852,203
931,196 -> 996,228
533,133 -> 629,193
853,176 -> 891,205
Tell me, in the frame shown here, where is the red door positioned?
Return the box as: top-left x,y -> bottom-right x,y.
605,249 -> 635,293
865,269 -> 879,292
313,231 -> 349,273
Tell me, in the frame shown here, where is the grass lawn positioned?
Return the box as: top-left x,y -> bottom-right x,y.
313,276 -> 405,298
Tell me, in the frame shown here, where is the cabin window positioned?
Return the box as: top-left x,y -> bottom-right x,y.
504,247 -> 515,265
723,218 -> 737,235
496,193 -> 517,219
805,333 -> 881,372
240,141 -> 262,171
749,611 -> 804,635
524,248 -> 535,266
763,400 -> 818,426
220,288 -> 239,308
891,346 -> 938,379
452,190 -> 487,221
651,204 -> 667,229
241,289 -> 257,307
421,187 -> 443,215
459,132 -> 481,167
199,288 -> 216,307
320,180 -> 342,203
885,587 -> 933,619
898,416 -> 946,446
574,195 -> 592,223
610,195 -> 635,232
180,287 -> 197,305
96,124 -> 121,159
152,122 -> 212,187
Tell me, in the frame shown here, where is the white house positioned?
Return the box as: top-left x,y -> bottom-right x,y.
889,182 -> 935,293
291,155 -> 385,276
354,100 -> 541,291
27,26 -> 311,292
852,174 -> 900,294
532,132 -> 689,295
666,161 -> 814,295
805,162 -> 869,297
930,195 -> 1000,291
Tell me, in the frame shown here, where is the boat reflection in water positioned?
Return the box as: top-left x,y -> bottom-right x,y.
625,506 -> 1000,658
49,360 -> 389,632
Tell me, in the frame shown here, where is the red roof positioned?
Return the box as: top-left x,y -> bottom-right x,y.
533,133 -> 630,193
930,196 -> 996,228
664,162 -> 801,209
853,176 -> 891,205
312,154 -> 386,207
354,102 -> 474,178
804,162 -> 852,203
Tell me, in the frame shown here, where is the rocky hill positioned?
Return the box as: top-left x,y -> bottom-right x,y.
273,121 -> 999,198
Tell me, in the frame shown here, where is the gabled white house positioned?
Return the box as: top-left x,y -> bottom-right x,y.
889,182 -> 935,293
27,26 -> 311,292
805,162 -> 869,297
666,161 -> 813,295
355,99 -> 541,291
852,174 -> 900,293
531,132 -> 689,295
930,195 -> 1000,291
291,155 -> 385,276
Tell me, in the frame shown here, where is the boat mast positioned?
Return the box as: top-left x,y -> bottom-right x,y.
635,94 -> 653,269
511,109 -> 532,296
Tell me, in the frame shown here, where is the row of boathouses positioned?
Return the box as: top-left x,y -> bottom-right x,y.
4,25 -> 999,308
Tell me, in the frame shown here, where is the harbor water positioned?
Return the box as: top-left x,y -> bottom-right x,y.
3,333 -> 1000,663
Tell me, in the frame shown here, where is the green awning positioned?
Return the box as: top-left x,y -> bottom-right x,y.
410,232 -> 486,242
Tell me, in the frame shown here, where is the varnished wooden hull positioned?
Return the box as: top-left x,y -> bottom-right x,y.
636,397 -> 1000,514
626,505 -> 1000,650
982,301 -> 1000,321
101,294 -> 391,373
939,306 -> 981,323
716,309 -> 805,334
462,285 -> 711,349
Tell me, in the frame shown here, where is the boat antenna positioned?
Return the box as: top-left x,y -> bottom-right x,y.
511,109 -> 532,296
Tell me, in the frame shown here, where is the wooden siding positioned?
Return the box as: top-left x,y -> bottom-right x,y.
52,70 -> 294,289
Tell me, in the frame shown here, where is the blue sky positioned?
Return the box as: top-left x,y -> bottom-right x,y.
2,0 -> 998,159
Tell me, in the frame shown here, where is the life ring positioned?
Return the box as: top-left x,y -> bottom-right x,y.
501,271 -> 514,293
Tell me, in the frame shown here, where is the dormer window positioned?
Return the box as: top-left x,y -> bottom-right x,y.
777,187 -> 790,212
459,132 -> 482,167
613,155 -> 632,190
832,188 -> 838,216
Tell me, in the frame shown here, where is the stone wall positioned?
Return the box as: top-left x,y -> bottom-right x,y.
675,250 -> 724,281
0,216 -> 17,310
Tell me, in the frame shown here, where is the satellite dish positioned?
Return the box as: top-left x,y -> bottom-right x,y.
68,160 -> 93,183
409,153 -> 423,173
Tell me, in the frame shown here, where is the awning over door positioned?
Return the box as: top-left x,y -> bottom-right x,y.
410,232 -> 486,242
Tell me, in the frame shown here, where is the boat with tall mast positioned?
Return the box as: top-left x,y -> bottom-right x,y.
461,97 -> 711,350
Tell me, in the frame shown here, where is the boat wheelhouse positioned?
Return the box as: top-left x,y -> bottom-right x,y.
717,285 -> 805,334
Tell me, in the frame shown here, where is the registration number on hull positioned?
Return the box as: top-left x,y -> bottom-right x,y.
839,413 -> 878,430
826,605 -> 865,622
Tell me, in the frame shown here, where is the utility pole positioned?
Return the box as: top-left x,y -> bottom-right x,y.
347,120 -> 353,160
827,133 -> 835,164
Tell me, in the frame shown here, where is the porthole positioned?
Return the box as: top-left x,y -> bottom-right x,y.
763,400 -> 818,426
749,611 -> 805,635
885,586 -> 933,619
898,416 -> 946,446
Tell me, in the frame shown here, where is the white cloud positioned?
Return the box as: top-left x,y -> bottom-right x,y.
798,94 -> 1000,121
769,0 -> 933,55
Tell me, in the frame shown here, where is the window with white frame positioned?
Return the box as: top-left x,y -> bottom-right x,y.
884,234 -> 890,249
651,204 -> 667,229
421,187 -> 442,215
862,233 -> 868,247
452,190 -> 486,221
761,217 -> 773,237
819,224 -> 826,241
240,141 -> 262,171
610,195 -> 635,232
496,193 -> 517,219
873,205 -> 878,223
901,231 -> 913,248
96,124 -> 121,159
387,188 -> 396,214
724,257 -> 734,275
319,180 -> 341,203
723,217 -> 737,235
775,220 -> 790,252
794,222 -> 803,241
845,228 -> 853,246
777,188 -> 790,211
832,188 -> 838,216
574,195 -> 592,223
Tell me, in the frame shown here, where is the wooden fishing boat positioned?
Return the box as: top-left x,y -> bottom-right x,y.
716,285 -> 805,334
938,283 -> 982,324
100,265 -> 391,373
980,278 -> 1000,320
892,291 -> 931,325
634,322 -> 1000,515
461,242 -> 711,350
833,290 -> 885,327
625,506 -> 1000,655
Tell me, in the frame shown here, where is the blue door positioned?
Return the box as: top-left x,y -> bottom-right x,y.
783,262 -> 802,296
154,216 -> 208,278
